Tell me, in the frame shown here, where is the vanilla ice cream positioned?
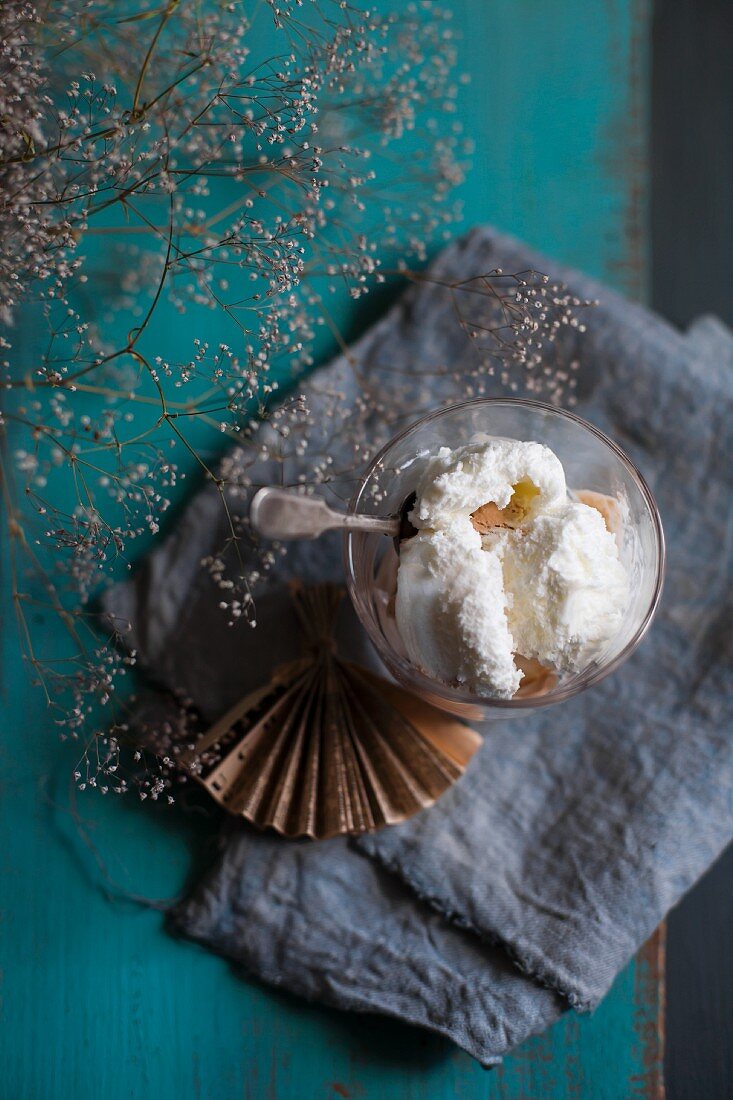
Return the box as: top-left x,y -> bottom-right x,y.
396,519 -> 522,698
395,438 -> 629,698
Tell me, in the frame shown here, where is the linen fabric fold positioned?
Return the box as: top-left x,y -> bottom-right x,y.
103,228 -> 733,1064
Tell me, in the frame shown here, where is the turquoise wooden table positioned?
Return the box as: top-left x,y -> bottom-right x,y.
1,3 -> 665,1097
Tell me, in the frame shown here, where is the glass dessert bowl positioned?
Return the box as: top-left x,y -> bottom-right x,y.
343,398 -> 665,720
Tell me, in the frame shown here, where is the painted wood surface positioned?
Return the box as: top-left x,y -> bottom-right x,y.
652,9 -> 733,1096
0,3 -> 663,1097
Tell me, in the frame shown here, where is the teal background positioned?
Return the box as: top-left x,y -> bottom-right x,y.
1,3 -> 663,1097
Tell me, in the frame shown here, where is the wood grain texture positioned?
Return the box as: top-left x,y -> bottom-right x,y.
651,7 -> 733,1096
664,846 -> 733,1100
651,0 -> 733,326
0,2 -> 661,1097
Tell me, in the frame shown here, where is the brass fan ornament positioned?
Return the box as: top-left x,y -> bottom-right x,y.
181,583 -> 482,840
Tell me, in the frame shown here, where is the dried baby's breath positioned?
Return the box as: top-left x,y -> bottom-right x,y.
0,0 -> 592,800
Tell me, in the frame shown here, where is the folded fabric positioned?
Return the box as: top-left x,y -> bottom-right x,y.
102,227 -> 733,1065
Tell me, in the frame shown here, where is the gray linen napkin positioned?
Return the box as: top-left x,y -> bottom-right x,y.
102,228 -> 733,1065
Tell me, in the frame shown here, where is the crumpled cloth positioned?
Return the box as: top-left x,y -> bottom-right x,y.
102,228 -> 733,1065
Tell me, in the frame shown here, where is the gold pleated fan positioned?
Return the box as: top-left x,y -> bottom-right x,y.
182,583 -> 481,839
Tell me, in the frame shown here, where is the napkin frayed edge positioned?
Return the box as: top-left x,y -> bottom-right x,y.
166,843 -> 510,1067
359,840 -> 593,1012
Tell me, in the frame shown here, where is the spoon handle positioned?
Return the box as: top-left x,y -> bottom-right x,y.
250,486 -> 400,540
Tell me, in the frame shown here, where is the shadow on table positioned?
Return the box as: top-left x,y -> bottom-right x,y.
235,974 -> 460,1072
44,753 -> 463,1073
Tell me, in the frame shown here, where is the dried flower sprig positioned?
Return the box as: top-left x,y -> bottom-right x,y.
1,0 -> 592,801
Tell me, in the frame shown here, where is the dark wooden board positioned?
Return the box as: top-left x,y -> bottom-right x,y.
652,2 -> 733,1097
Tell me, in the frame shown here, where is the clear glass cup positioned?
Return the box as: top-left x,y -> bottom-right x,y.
343,398 -> 665,720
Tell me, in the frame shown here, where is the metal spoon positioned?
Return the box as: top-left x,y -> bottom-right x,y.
250,486 -> 417,545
